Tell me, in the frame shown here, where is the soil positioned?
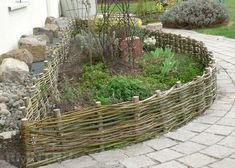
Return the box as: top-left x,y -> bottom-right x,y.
0,135 -> 25,168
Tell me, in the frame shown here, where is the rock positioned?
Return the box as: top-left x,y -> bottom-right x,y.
20,34 -> 50,44
56,18 -> 70,30
0,131 -> 17,139
0,119 -> 5,125
0,96 -> 9,103
120,36 -> 143,62
0,49 -> 33,68
0,58 -> 29,84
33,27 -> 54,43
45,16 -> 57,24
0,103 -> 7,110
0,109 -> 10,116
13,100 -> 24,108
15,111 -> 23,119
45,24 -> 59,37
146,22 -> 163,31
19,35 -> 47,62
8,99 -> 14,107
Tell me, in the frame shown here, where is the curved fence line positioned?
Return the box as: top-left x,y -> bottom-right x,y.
22,18 -> 217,168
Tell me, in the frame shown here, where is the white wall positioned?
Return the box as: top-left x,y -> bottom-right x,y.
0,0 -> 60,55
46,0 -> 60,18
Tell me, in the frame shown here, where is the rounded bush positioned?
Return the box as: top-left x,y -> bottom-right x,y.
160,0 -> 229,29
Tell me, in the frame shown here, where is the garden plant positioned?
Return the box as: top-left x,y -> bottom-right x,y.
161,0 -> 229,29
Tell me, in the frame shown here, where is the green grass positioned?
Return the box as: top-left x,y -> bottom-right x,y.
197,0 -> 235,39
97,1 -> 156,14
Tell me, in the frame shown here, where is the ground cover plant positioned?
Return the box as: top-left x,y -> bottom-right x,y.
58,43 -> 204,111
161,0 -> 229,29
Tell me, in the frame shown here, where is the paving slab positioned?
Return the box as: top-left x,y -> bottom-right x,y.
120,155 -> 156,168
205,125 -> 235,136
121,143 -> 154,157
209,158 -> 235,168
143,137 -> 178,151
90,150 -> 128,162
147,149 -> 183,163
62,156 -> 98,168
150,161 -> 187,168
200,144 -> 235,159
171,141 -> 206,154
165,129 -> 198,142
218,136 -> 235,148
177,153 -> 216,168
190,132 -> 224,146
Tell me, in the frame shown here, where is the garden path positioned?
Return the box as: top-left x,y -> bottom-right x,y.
41,29 -> 235,168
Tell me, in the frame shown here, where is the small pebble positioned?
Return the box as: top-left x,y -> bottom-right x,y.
0,96 -> 9,103
0,109 -> 10,116
0,103 -> 7,110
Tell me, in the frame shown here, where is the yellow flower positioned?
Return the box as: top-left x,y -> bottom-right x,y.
137,18 -> 143,27
156,3 -> 163,12
133,18 -> 142,27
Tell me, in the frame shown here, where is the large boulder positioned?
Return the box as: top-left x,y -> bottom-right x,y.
19,35 -> 47,62
45,23 -> 59,37
55,18 -> 70,30
33,27 -> 54,43
45,16 -> 57,25
0,58 -> 29,84
0,49 -> 33,68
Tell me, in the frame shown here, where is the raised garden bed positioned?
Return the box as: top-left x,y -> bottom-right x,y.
21,18 -> 216,168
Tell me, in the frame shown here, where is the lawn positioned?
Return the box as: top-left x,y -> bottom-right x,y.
197,0 -> 235,39
97,1 -> 156,14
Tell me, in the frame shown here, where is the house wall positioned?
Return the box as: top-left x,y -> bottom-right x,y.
0,0 -> 60,55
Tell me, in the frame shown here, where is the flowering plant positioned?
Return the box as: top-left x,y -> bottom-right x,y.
155,3 -> 164,12
144,36 -> 156,46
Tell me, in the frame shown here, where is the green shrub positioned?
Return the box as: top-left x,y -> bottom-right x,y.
161,0 -> 229,29
138,48 -> 177,77
79,64 -> 152,103
106,76 -> 152,101
81,63 -> 109,90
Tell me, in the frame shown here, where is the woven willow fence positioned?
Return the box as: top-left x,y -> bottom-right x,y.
22,20 -> 217,168
25,18 -> 76,121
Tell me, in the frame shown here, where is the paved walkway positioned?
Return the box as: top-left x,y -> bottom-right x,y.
42,29 -> 235,168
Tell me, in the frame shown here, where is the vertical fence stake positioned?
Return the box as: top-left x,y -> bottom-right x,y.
53,108 -> 63,158
133,96 -> 140,139
96,101 -> 104,151
54,109 -> 62,131
155,90 -> 165,133
205,67 -> 213,107
133,96 -> 140,118
176,81 -> 182,88
21,118 -> 34,166
175,81 -> 185,126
